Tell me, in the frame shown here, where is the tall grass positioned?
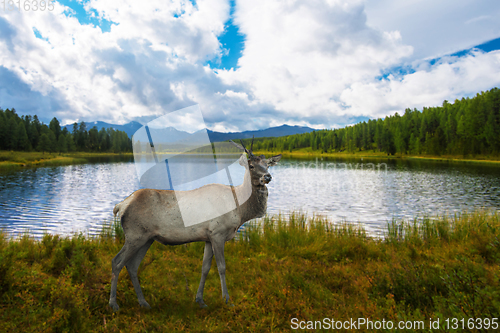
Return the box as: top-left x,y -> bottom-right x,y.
1,210 -> 499,332
387,210 -> 500,244
0,151 -> 89,169
0,151 -> 133,169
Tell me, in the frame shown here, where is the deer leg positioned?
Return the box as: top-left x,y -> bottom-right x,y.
211,238 -> 233,306
126,239 -> 154,309
195,241 -> 213,308
109,238 -> 148,311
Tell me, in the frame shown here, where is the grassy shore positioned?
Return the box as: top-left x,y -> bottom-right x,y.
0,151 -> 133,169
2,149 -> 499,171
0,211 -> 499,332
254,148 -> 500,165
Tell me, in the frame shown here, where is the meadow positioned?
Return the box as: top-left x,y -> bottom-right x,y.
252,148 -> 500,165
1,211 -> 499,332
3,147 -> 500,172
0,151 -> 132,169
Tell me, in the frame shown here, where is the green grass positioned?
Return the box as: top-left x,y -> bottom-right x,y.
254,148 -> 500,165
1,210 -> 499,332
3,149 -> 499,171
0,151 -> 133,169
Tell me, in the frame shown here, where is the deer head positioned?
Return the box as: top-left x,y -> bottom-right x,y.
230,137 -> 282,186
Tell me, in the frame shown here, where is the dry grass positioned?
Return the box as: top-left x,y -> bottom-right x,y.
0,210 -> 499,332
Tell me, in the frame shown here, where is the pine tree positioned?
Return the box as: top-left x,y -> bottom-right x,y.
49,117 -> 61,140
78,121 -> 87,150
58,134 -> 68,153
67,134 -> 76,152
48,130 -> 57,152
7,117 -> 18,150
37,133 -> 51,154
17,121 -> 31,151
0,109 -> 6,150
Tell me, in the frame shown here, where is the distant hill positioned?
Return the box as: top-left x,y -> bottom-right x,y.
63,121 -> 143,138
207,124 -> 315,142
64,121 -> 316,142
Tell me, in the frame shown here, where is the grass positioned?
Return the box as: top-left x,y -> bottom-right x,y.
0,151 -> 132,169
3,149 -> 499,171
0,210 -> 499,332
254,148 -> 500,165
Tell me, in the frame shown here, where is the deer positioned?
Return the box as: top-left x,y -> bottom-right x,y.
108,138 -> 281,311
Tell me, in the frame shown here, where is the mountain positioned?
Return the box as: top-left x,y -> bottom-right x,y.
64,121 -> 316,142
63,121 -> 143,138
145,126 -> 192,143
207,124 -> 315,142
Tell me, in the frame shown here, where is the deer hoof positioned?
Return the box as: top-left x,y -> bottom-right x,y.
196,297 -> 208,308
109,302 -> 120,312
139,301 -> 151,309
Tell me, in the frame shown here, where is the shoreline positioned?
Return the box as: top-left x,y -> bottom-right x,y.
2,149 -> 500,170
253,149 -> 500,165
0,151 -> 133,169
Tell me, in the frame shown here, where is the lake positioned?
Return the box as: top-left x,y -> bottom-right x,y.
1,155 -> 499,238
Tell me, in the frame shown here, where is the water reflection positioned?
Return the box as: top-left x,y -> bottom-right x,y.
0,156 -> 499,238
0,162 -> 139,238
267,157 -> 500,235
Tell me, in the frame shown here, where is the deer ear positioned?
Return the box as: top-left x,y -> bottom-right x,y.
266,154 -> 282,166
239,154 -> 249,167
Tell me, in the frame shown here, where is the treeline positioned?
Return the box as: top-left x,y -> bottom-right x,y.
0,108 -> 132,153
250,88 -> 500,156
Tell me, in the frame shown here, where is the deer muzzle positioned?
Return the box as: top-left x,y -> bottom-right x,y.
263,174 -> 272,184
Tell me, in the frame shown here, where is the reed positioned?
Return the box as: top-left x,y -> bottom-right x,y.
0,210 -> 499,332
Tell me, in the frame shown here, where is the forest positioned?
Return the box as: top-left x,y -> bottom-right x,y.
0,109 -> 132,153
2,87 -> 499,156
250,88 -> 500,157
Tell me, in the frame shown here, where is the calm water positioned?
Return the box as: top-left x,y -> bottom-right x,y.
1,156 -> 499,238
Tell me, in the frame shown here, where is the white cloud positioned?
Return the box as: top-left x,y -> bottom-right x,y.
0,0 -> 499,131
364,0 -> 500,60
88,0 -> 229,62
0,0 -> 231,125
218,0 -> 413,121
341,50 -> 500,118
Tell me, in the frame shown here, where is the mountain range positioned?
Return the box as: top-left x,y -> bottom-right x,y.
63,121 -> 316,142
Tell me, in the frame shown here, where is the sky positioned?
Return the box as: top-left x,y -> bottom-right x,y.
0,0 -> 499,132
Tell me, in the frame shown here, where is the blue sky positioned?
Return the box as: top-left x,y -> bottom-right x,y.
206,0 -> 244,70
57,0 -> 116,32
1,0 -> 500,131
57,0 -> 245,71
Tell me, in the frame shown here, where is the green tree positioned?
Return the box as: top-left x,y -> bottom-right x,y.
88,126 -> 99,151
37,133 -> 51,154
7,117 -> 19,150
0,109 -> 6,150
49,117 -> 61,140
17,121 -> 31,151
98,128 -> 109,151
77,121 -> 87,150
58,133 -> 68,153
32,115 -> 42,135
66,134 -> 76,152
48,130 -> 57,152
28,121 -> 40,149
